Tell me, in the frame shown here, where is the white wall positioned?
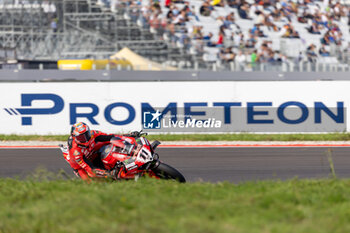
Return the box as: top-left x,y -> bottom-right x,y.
0,81 -> 347,134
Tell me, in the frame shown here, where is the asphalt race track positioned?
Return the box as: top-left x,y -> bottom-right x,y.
1,147 -> 350,182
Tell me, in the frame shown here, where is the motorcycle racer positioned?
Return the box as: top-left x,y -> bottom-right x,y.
67,122 -> 138,180
60,124 -> 186,183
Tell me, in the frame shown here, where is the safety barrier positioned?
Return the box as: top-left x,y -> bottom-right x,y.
0,81 -> 348,134
0,70 -> 350,82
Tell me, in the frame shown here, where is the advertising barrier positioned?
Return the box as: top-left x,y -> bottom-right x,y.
0,81 -> 347,134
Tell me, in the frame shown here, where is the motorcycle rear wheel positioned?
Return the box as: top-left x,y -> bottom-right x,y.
152,163 -> 186,183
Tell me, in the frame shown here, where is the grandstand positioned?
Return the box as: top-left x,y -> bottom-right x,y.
0,0 -> 191,63
0,0 -> 350,71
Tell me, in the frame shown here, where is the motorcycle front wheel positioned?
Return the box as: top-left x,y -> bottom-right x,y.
152,163 -> 186,183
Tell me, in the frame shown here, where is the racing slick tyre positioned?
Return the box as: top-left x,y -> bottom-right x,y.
152,163 -> 186,183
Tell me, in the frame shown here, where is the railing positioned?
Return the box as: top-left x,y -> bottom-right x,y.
174,61 -> 350,72
1,60 -> 350,72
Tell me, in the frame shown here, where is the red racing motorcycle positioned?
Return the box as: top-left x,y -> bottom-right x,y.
59,133 -> 186,183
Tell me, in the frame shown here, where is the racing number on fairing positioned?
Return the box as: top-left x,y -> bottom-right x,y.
137,148 -> 153,163
139,153 -> 146,161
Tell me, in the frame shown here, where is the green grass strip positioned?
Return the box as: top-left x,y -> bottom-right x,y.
1,133 -> 350,141
1,177 -> 350,233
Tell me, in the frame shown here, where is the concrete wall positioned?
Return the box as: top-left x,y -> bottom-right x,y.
1,70 -> 350,81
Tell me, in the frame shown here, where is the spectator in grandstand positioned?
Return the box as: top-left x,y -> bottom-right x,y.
166,8 -> 174,23
265,13 -> 279,32
216,15 -> 226,26
307,22 -> 321,34
255,10 -> 265,24
259,40 -> 278,62
149,12 -> 163,33
319,45 -> 330,57
185,4 -> 200,21
219,47 -> 235,63
280,0 -> 297,22
228,32 -> 238,47
200,1 -> 213,16
239,33 -> 248,49
151,2 -> 162,14
294,51 -> 304,63
254,11 -> 278,31
128,3 -> 141,22
281,23 -> 300,38
324,26 -> 343,46
221,12 -> 239,29
216,32 -> 224,47
131,0 -> 349,67
312,13 -> 324,26
256,42 -> 268,62
270,6 -> 282,21
236,50 -> 246,65
168,4 -> 180,17
321,30 -> 339,45
164,23 -> 178,44
298,9 -> 314,24
249,2 -> 260,16
138,3 -> 152,28
179,30 -> 191,49
306,44 -> 317,63
325,20 -> 340,32
173,9 -> 188,25
245,34 -> 257,48
275,52 -> 287,64
191,25 -> 203,40
238,3 -> 251,20
50,18 -> 58,33
235,51 -> 249,70
227,0 -> 239,8
250,24 -> 266,38
267,51 -> 276,63
332,2 -> 346,20
251,49 -> 258,64
203,32 -> 215,47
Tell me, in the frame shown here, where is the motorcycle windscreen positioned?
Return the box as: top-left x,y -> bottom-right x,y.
110,137 -> 135,155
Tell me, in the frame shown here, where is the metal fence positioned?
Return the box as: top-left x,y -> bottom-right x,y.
1,60 -> 350,73
0,69 -> 350,82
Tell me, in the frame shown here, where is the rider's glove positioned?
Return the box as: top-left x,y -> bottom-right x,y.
109,162 -> 125,180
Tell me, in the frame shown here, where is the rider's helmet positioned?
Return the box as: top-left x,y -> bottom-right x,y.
72,122 -> 91,146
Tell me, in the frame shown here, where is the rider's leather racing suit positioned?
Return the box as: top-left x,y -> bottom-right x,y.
68,130 -> 124,180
